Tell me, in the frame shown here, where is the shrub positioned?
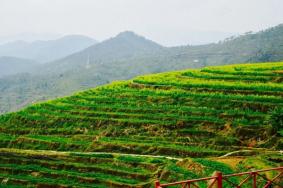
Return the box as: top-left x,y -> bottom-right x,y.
268,108 -> 283,131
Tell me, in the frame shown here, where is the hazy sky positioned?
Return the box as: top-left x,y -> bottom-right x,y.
1,0 -> 283,46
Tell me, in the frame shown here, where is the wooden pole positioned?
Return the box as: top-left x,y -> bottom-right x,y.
155,181 -> 161,188
216,172 -> 223,188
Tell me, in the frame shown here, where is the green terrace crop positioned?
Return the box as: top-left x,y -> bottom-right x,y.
0,62 -> 282,187
0,149 -> 281,188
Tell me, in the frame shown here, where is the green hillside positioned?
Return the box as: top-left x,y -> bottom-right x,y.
1,24 -> 283,114
0,62 -> 282,187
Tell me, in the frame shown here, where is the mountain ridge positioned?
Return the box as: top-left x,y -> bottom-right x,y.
35,31 -> 164,74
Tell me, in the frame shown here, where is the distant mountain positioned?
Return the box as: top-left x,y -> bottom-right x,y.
171,24 -> 283,66
45,25 -> 283,75
0,56 -> 38,78
0,35 -> 97,63
41,31 -> 164,73
162,30 -> 237,46
1,24 -> 283,114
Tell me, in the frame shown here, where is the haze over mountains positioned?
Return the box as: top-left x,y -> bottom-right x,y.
0,24 -> 283,114
0,35 -> 97,63
0,33 -> 63,45
0,56 -> 37,78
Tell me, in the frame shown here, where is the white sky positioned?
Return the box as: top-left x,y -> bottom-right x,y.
0,0 -> 283,46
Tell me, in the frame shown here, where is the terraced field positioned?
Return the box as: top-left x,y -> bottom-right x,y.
0,149 -> 281,188
0,62 -> 282,187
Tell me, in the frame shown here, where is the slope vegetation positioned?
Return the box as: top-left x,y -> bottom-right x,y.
0,62 -> 282,187
1,62 -> 282,152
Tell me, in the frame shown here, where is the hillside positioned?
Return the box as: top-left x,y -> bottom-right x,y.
40,24 -> 283,75
1,24 -> 283,114
0,31 -> 167,114
0,62 -> 282,187
39,31 -> 164,74
0,35 -> 97,63
0,56 -> 38,78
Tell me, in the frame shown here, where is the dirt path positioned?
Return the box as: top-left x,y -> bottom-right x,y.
0,148 -> 182,161
2,148 -> 281,161
73,151 -> 183,161
219,149 -> 282,158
